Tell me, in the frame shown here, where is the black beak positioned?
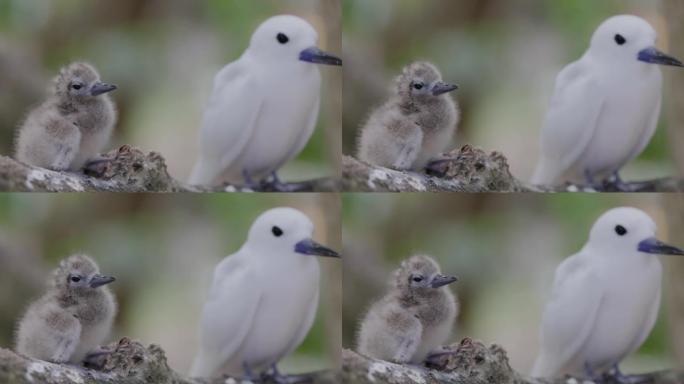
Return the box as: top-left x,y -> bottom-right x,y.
430,274 -> 458,288
638,47 -> 684,67
299,46 -> 342,66
90,82 -> 118,96
89,274 -> 116,288
432,82 -> 459,96
294,238 -> 340,258
638,237 -> 684,255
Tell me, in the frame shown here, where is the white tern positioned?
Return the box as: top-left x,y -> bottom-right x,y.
190,207 -> 340,381
532,207 -> 684,380
532,15 -> 683,188
188,15 -> 342,190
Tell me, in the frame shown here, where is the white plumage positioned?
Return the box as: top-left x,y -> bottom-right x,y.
532,15 -> 682,186
189,15 -> 341,186
533,207 -> 684,379
190,207 -> 339,379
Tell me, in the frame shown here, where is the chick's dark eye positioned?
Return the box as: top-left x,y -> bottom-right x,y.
615,225 -> 627,236
71,84 -> 82,90
70,276 -> 81,283
413,83 -> 424,90
272,226 -> 283,237
276,33 -> 289,44
614,34 -> 626,45
411,276 -> 423,283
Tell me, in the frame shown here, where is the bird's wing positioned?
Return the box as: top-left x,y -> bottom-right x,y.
189,62 -> 264,185
532,253 -> 604,377
532,62 -> 605,184
41,303 -> 82,363
281,97 -> 320,168
190,253 -> 261,377
626,95 -> 662,165
630,286 -> 661,354
282,289 -> 319,358
388,308 -> 423,363
387,118 -> 423,170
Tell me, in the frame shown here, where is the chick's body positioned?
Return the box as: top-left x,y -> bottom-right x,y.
358,62 -> 459,171
357,255 -> 458,364
15,62 -> 117,171
15,254 -> 116,363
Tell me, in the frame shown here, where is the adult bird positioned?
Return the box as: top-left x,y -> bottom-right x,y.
189,15 -> 342,190
190,207 -> 340,382
532,15 -> 683,189
533,207 -> 684,381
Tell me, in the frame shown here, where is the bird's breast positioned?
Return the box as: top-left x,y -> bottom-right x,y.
236,69 -> 321,178
577,71 -> 662,177
240,259 -> 320,367
582,257 -> 661,368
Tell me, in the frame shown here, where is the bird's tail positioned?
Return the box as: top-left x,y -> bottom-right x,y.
531,159 -> 556,186
189,351 -> 213,378
530,354 -> 554,378
188,159 -> 215,186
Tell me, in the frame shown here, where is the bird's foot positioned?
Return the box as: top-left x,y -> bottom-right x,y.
602,365 -> 653,384
82,346 -> 114,370
240,362 -> 261,382
83,157 -> 114,178
425,157 -> 458,178
241,169 -> 261,190
599,173 -> 640,192
259,365 -> 312,384
424,348 -> 459,370
258,172 -> 308,193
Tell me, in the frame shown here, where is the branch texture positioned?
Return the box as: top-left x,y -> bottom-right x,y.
342,145 -> 684,193
0,145 -> 338,192
0,338 -> 339,384
342,338 -> 684,384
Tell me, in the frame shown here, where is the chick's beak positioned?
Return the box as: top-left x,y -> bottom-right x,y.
294,238 -> 340,258
90,82 -> 118,96
299,46 -> 342,66
90,274 -> 116,288
432,82 -> 459,96
430,274 -> 458,288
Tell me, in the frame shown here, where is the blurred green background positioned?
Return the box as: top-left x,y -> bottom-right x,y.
0,193 -> 341,375
0,0 -> 341,182
343,0 -> 684,182
343,193 -> 684,375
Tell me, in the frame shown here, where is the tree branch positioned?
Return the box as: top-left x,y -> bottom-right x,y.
342,145 -> 684,192
0,338 -> 339,384
0,145 -> 339,192
342,338 -> 684,384
342,145 -> 530,192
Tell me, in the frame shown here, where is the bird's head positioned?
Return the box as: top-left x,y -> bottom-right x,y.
394,255 -> 457,296
248,15 -> 342,67
396,62 -> 458,105
589,15 -> 683,68
588,207 -> 684,258
54,62 -> 117,103
52,254 -> 115,295
246,207 -> 340,260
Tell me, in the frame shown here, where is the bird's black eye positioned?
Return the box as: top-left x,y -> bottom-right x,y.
276,33 -> 289,44
70,276 -> 81,283
615,225 -> 627,236
411,275 -> 424,283
413,82 -> 424,90
272,226 -> 283,237
71,84 -> 83,90
614,34 -> 626,45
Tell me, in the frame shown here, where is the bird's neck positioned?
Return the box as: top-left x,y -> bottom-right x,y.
56,289 -> 110,316
398,97 -> 454,127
